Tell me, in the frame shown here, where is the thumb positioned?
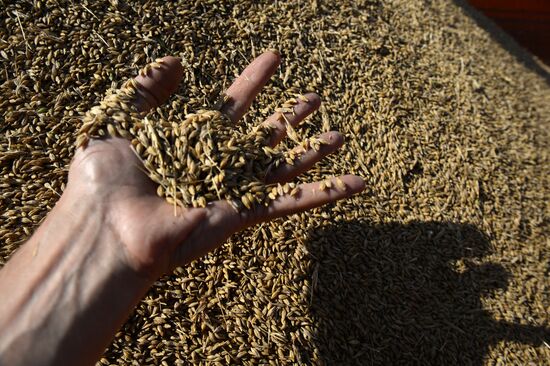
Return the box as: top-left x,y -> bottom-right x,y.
157,205 -> 207,270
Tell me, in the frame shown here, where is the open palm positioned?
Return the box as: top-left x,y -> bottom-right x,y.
68,51 -> 365,279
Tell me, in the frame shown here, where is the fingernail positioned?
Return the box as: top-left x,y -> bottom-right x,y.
266,48 -> 281,56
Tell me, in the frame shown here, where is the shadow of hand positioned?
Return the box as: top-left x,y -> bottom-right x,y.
307,220 -> 549,365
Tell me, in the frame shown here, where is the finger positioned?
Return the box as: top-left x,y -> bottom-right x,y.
263,93 -> 321,147
133,56 -> 184,112
265,131 -> 344,184
247,175 -> 365,224
174,201 -> 242,266
220,50 -> 281,122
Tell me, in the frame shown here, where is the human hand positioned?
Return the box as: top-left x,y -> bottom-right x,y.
67,51 -> 365,279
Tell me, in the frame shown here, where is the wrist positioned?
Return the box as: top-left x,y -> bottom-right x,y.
51,184 -> 155,291
50,184 -> 148,282
0,187 -> 152,366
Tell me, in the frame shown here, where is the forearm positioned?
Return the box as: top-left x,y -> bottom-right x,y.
0,189 -> 152,366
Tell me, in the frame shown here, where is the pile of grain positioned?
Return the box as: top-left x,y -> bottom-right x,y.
76,73 -> 323,209
1,0 -> 548,365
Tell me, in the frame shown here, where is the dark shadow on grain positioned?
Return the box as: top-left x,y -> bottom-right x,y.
452,0 -> 550,84
305,220 -> 549,365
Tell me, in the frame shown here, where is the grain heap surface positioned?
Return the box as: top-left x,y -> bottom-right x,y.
1,0 -> 549,365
